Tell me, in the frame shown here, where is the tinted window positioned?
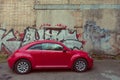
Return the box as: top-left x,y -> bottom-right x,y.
42,43 -> 63,51
29,43 -> 63,51
29,44 -> 42,50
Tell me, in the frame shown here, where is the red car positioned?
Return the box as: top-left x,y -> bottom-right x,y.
7,40 -> 93,74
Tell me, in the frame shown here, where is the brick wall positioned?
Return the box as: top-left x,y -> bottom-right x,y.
0,0 -> 35,32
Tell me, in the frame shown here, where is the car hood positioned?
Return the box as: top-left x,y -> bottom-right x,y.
72,50 -> 88,55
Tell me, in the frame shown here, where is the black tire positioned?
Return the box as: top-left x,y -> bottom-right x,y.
73,58 -> 87,72
14,59 -> 31,74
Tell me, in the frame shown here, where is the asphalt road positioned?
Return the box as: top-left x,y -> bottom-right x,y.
0,60 -> 120,80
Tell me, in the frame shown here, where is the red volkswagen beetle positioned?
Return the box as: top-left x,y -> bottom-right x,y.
8,40 -> 93,74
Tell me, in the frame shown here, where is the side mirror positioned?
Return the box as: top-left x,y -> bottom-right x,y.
63,49 -> 67,53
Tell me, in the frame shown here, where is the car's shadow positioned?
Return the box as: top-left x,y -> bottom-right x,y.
31,68 -> 94,73
32,69 -> 73,73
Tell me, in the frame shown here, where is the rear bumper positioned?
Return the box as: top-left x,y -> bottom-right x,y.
7,56 -> 14,69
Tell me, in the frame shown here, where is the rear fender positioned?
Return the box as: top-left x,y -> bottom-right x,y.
14,53 -> 35,69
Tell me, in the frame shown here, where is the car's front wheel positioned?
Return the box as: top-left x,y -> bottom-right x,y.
73,58 -> 87,72
14,59 -> 31,74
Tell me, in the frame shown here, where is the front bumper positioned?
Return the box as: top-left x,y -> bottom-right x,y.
87,57 -> 93,69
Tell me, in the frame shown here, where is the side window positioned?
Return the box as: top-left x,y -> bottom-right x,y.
42,43 -> 63,51
29,44 -> 42,50
28,43 -> 63,51
52,44 -> 63,50
41,43 -> 51,50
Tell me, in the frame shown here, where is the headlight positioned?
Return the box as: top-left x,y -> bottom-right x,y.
88,53 -> 92,58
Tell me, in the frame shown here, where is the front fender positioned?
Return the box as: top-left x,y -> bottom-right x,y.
68,54 -> 87,68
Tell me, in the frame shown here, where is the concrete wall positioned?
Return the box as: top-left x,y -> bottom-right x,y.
0,0 -> 120,56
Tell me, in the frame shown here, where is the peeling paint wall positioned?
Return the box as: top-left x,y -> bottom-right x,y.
0,0 -> 120,56
83,21 -> 111,53
82,9 -> 120,55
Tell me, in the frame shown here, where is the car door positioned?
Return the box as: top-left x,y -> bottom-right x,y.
40,43 -> 72,67
27,43 -> 45,66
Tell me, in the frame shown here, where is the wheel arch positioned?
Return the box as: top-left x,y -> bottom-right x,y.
69,55 -> 88,69
13,57 -> 34,70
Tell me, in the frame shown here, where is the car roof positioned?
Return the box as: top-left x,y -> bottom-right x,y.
30,40 -> 61,44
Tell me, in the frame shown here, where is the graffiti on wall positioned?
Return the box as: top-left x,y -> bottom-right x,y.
0,24 -> 84,54
83,21 -> 111,52
22,27 -> 38,46
23,27 -> 83,49
0,21 -> 114,55
0,28 -> 21,53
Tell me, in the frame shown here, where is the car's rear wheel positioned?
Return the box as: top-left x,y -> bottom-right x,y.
14,59 -> 31,74
73,58 -> 87,72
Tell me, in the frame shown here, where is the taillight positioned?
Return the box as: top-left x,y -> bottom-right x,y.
9,50 -> 19,58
